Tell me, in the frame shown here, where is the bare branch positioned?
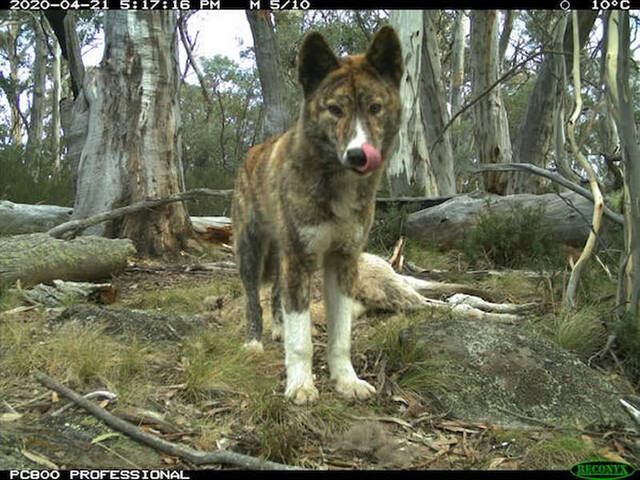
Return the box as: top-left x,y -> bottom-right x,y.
35,372 -> 301,470
430,50 -> 543,154
177,13 -> 214,120
47,188 -> 231,239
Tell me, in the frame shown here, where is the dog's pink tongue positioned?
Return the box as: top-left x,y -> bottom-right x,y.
356,143 -> 382,173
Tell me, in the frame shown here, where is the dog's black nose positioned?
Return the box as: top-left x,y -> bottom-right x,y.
346,148 -> 366,168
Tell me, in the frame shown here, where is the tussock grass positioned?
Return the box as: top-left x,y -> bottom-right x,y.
522,433 -> 598,469
553,307 -> 607,359
356,311 -> 458,396
0,315 -> 159,403
0,315 -> 47,376
181,329 -> 277,400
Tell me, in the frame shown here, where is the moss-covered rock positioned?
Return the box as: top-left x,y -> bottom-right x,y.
398,318 -> 633,429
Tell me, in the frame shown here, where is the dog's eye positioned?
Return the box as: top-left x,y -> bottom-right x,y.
327,105 -> 343,117
369,103 -> 382,115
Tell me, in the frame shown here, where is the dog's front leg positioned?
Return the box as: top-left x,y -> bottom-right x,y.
281,255 -> 319,405
324,255 -> 376,400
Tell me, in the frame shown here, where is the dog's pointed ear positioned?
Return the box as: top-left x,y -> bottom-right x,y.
298,32 -> 340,98
364,26 -> 403,88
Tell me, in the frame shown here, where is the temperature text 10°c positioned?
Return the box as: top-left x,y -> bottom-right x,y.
591,0 -> 631,9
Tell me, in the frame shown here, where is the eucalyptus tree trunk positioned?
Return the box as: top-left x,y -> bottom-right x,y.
469,10 -> 513,195
498,11 -> 514,66
450,10 -> 467,120
422,11 -> 456,195
605,11 -> 640,320
510,11 -> 598,193
72,12 -> 191,256
3,21 -> 24,146
246,11 -> 290,140
387,10 -> 455,196
51,40 -> 62,168
46,12 -> 87,176
387,11 -> 436,196
26,16 -> 47,166
42,16 -> 62,167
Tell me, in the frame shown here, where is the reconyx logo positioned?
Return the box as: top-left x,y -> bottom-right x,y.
569,459 -> 636,480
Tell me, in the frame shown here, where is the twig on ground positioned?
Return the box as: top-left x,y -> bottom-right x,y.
49,390 -> 118,417
35,371 -> 302,470
2,399 -> 18,414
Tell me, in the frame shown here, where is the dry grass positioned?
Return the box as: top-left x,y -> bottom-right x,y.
0,245 -> 630,469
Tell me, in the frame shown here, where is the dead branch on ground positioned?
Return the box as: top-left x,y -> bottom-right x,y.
35,371 -> 302,470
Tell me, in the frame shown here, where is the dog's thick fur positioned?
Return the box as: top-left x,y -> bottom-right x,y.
232,27 -> 403,404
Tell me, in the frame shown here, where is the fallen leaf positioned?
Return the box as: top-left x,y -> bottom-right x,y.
0,413 -> 23,422
489,457 -> 508,469
21,449 -> 59,469
90,432 -> 121,445
598,447 -> 626,463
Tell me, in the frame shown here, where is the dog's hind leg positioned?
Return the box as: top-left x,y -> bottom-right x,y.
236,220 -> 267,353
324,254 -> 376,400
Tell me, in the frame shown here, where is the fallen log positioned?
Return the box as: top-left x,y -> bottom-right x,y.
0,200 -> 72,235
21,280 -> 117,307
406,191 -> 616,248
472,163 -> 623,225
0,233 -> 135,287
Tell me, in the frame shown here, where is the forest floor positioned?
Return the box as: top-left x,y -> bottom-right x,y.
0,242 -> 638,471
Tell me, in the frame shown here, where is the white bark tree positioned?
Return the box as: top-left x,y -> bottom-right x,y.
605,11 -> 640,320
422,11 -> 456,195
26,15 -> 47,166
469,10 -> 513,195
387,11 -> 455,196
246,11 -> 290,140
449,10 -> 467,121
72,12 -> 192,256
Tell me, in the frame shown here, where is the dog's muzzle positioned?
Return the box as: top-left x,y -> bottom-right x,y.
345,143 -> 382,174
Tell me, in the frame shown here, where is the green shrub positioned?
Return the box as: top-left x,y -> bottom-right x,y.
614,312 -> 640,386
458,202 -> 565,269
0,146 -> 74,206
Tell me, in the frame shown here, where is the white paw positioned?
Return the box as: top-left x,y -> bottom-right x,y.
335,376 -> 376,400
285,376 -> 319,405
243,340 -> 264,354
271,324 -> 283,342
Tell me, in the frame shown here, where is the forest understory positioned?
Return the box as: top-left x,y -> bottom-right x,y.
1,235 -> 638,471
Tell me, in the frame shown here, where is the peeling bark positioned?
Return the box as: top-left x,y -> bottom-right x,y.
605,12 -> 640,319
73,12 -> 192,256
469,10 -> 513,195
421,11 -> 456,195
245,11 -> 290,139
